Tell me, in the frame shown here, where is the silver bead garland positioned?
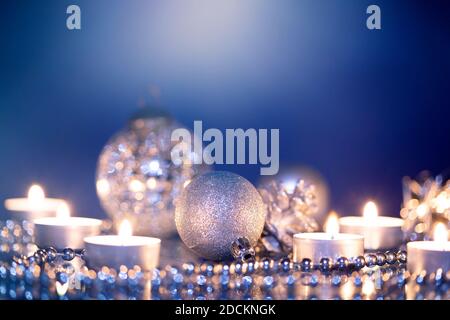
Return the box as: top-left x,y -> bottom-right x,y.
1,254 -> 447,300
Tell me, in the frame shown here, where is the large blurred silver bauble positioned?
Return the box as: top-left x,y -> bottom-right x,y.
96,107 -> 206,238
175,171 -> 266,261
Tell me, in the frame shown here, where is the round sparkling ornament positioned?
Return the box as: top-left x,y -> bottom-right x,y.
96,107 -> 205,238
175,171 -> 266,261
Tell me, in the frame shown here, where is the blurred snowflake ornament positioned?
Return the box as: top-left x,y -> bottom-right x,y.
96,106 -> 207,238
401,172 -> 450,242
257,179 -> 319,254
258,166 -> 329,225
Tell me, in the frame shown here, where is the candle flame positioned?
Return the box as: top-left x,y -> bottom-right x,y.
28,184 -> 45,203
363,201 -> 378,220
56,203 -> 70,219
324,211 -> 340,235
433,223 -> 448,243
119,219 -> 133,237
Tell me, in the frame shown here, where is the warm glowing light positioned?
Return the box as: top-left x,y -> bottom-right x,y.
56,281 -> 69,296
119,220 -> 133,238
324,211 -> 340,235
28,185 -> 45,203
96,179 -> 110,196
281,179 -> 297,194
340,281 -> 354,300
363,201 -> 378,220
433,223 -> 448,243
434,191 -> 450,214
129,179 -> 145,193
416,203 -> 429,219
147,178 -> 157,190
148,160 -> 160,174
362,278 -> 375,297
183,179 -> 191,189
56,203 -> 70,219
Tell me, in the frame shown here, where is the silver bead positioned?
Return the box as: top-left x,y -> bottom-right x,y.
45,247 -> 57,262
376,253 -> 386,266
365,254 -> 377,267
62,248 -> 75,261
396,250 -> 407,263
385,251 -> 396,264
300,258 -> 313,271
336,257 -> 349,270
319,257 -> 332,272
231,237 -> 255,263
354,256 -> 366,269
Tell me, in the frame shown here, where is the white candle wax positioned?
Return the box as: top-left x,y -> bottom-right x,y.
339,201 -> 404,250
293,233 -> 364,263
4,185 -> 65,220
339,216 -> 403,250
407,223 -> 449,274
407,241 -> 450,274
84,235 -> 161,270
34,217 -> 102,249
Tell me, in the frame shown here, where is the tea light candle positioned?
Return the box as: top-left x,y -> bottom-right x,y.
293,212 -> 364,263
407,223 -> 449,274
339,201 -> 404,250
33,203 -> 102,249
4,184 -> 66,220
84,220 -> 161,270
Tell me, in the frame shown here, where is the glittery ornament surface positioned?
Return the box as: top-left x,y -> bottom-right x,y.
175,171 -> 266,261
401,173 -> 450,241
96,108 -> 207,238
258,179 -> 319,254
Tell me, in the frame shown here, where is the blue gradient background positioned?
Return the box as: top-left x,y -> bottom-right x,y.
1,0 -> 449,219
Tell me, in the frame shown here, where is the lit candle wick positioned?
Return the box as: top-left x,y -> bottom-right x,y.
118,220 -> 133,245
56,203 -> 70,220
433,222 -> 448,251
28,184 -> 45,206
325,211 -> 340,239
363,201 -> 378,223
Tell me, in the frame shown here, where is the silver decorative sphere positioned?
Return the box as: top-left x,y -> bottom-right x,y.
96,107 -> 206,238
175,171 -> 266,261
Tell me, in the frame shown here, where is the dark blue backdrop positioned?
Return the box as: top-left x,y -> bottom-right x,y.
1,0 -> 449,219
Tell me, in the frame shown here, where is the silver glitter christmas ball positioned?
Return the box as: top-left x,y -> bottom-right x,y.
175,171 -> 266,261
96,107 -> 206,238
